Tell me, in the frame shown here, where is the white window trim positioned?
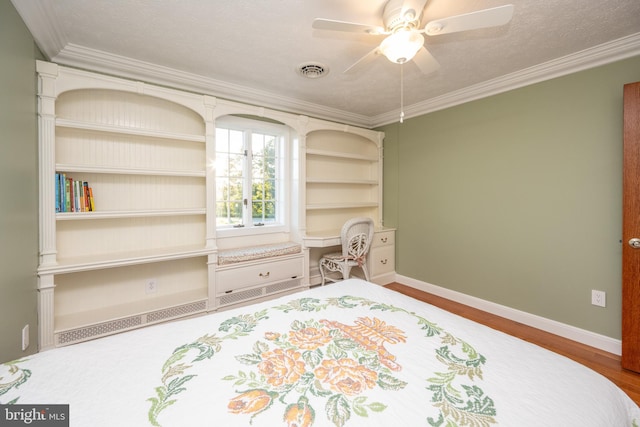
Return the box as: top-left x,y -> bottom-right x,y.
215,116 -> 291,238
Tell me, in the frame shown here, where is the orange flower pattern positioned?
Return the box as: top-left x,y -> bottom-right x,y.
314,358 -> 378,396
228,389 -> 274,415
288,327 -> 332,350
224,317 -> 407,426
258,348 -> 306,387
284,396 -> 315,427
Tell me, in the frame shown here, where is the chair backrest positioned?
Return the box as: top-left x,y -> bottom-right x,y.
340,217 -> 375,260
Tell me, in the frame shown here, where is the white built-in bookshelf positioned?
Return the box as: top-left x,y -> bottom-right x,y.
36,60 -> 394,350
301,128 -> 395,285
37,62 -> 216,349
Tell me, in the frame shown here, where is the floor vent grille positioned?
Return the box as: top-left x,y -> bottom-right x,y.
147,300 -> 207,323
56,316 -> 142,345
217,279 -> 304,308
55,300 -> 207,346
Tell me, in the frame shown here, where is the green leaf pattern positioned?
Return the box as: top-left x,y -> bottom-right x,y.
147,309 -> 269,425
0,359 -> 31,405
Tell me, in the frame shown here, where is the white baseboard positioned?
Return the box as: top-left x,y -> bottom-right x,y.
395,274 -> 622,356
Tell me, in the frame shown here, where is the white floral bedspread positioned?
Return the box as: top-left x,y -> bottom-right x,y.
1,279 -> 639,426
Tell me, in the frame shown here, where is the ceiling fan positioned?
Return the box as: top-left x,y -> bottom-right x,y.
312,0 -> 515,75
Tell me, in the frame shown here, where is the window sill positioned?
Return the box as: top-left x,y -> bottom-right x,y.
216,224 -> 289,238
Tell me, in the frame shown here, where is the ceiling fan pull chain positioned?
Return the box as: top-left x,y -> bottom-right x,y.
400,62 -> 405,123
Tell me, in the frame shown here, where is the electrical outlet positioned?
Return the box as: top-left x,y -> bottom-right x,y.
591,290 -> 606,307
146,279 -> 158,294
22,325 -> 29,351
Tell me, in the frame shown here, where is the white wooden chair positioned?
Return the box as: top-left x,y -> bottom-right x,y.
319,217 -> 374,285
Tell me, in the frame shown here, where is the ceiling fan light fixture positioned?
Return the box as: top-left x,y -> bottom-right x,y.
380,28 -> 424,64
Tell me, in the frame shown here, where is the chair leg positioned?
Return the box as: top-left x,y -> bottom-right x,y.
320,261 -> 327,286
362,262 -> 370,282
343,266 -> 351,280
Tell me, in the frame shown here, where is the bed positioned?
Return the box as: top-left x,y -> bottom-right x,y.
1,279 -> 638,426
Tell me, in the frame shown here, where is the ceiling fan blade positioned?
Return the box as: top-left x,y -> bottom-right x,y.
412,46 -> 440,75
312,18 -> 385,35
401,0 -> 429,22
424,4 -> 514,36
344,47 -> 383,74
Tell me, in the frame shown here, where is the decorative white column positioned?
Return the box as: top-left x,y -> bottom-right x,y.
37,275 -> 56,350
36,60 -> 59,267
376,131 -> 385,227
203,95 -> 218,311
36,61 -> 59,349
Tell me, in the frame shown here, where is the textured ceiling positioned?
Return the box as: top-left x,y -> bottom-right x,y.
12,0 -> 640,127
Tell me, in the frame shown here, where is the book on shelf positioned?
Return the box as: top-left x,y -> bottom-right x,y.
55,173 -> 96,213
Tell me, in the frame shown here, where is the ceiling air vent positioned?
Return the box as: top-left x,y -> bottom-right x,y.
297,62 -> 329,79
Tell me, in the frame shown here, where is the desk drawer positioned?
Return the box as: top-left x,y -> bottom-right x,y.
216,255 -> 304,293
372,230 -> 395,248
370,245 -> 395,277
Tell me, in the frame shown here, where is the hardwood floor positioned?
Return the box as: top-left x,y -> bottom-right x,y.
384,282 -> 640,406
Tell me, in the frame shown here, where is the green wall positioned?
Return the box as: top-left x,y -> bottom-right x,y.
380,56 -> 640,339
0,0 -> 40,362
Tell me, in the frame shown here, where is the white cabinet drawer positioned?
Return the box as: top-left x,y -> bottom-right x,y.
372,230 -> 395,248
216,255 -> 304,293
370,245 -> 395,277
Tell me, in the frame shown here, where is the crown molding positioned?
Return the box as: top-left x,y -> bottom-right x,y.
51,44 -> 374,129
10,0 -> 65,59
51,32 -> 640,129
371,32 -> 640,127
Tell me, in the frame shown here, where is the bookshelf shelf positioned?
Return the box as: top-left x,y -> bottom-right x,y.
306,202 -> 380,210
306,148 -> 378,162
56,164 -> 205,177
306,178 -> 378,185
56,118 -> 206,142
39,245 -> 213,275
56,208 -> 206,220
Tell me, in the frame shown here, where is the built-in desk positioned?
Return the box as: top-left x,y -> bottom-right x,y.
303,228 -> 395,285
302,230 -> 342,248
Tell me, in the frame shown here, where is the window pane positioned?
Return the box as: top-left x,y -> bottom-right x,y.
215,153 -> 229,176
229,129 -> 244,153
228,154 -> 244,178
216,179 -> 229,199
252,133 -> 264,156
216,201 -> 243,226
228,178 -> 243,201
263,156 -> 276,180
252,179 -> 264,199
216,201 -> 230,225
264,135 -> 276,155
215,128 -> 229,152
264,179 -> 276,200
252,201 -> 264,222
264,201 -> 276,222
252,159 -> 264,179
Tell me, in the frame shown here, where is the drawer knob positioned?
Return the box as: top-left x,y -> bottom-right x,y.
380,259 -> 388,265
380,237 -> 388,243
259,272 -> 270,278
